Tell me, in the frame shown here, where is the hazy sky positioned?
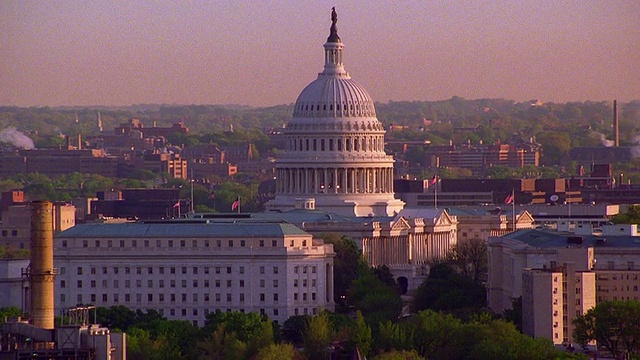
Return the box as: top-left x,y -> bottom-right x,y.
1,1 -> 638,107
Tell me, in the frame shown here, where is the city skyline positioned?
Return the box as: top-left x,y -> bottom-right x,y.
1,1 -> 639,108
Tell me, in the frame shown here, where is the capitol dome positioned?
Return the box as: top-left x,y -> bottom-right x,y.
292,77 -> 376,119
267,8 -> 405,217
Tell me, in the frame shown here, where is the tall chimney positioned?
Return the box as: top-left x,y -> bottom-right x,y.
614,99 -> 619,147
29,201 -> 55,329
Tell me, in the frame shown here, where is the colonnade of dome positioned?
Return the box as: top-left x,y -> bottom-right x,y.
276,167 -> 395,195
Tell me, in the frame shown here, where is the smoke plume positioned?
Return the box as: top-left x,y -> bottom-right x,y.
631,135 -> 640,158
593,132 -> 614,147
0,127 -> 35,149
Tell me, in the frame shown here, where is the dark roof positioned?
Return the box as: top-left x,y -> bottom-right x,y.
502,229 -> 640,248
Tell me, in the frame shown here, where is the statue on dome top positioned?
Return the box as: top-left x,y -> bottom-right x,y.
327,7 -> 341,43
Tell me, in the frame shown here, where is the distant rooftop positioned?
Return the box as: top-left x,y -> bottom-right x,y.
500,228 -> 640,249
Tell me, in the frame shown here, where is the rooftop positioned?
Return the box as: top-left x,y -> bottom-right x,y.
499,228 -> 640,249
56,219 -> 310,238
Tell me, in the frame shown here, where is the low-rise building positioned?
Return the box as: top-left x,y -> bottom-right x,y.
54,219 -> 335,326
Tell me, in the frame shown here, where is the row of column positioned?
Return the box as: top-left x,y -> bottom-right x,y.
363,231 -> 457,267
276,166 -> 394,195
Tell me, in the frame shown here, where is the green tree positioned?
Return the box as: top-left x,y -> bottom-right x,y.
407,310 -> 462,359
536,131 -> 571,165
411,263 -> 486,316
281,315 -> 309,346
445,238 -> 488,283
126,327 -> 181,360
349,310 -> 373,357
197,323 -> 247,360
373,265 -> 402,292
203,310 -> 267,343
0,178 -> 23,192
303,312 -> 333,360
319,234 -> 368,307
573,300 -> 640,359
245,318 -> 275,359
96,305 -> 137,331
485,165 -> 517,179
349,271 -> 403,327
167,132 -> 200,147
467,319 -> 566,360
610,205 -> 640,225
373,350 -> 425,360
256,343 -> 298,360
437,167 -> 473,179
376,320 -> 412,354
404,146 -> 425,166
152,320 -> 201,359
212,180 -> 259,212
0,307 -> 24,325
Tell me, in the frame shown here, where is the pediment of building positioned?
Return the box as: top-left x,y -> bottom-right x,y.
390,217 -> 412,232
435,210 -> 456,227
517,210 -> 535,225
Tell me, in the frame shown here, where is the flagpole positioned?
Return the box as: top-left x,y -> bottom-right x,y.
190,168 -> 194,214
434,179 -> 438,209
511,189 -> 515,231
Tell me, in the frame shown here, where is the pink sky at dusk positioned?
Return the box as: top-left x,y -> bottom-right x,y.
1,1 -> 639,107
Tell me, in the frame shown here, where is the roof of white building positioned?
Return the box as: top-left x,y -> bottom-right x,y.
56,220 -> 310,238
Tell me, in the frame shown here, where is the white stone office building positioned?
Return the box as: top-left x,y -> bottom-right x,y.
54,220 -> 335,326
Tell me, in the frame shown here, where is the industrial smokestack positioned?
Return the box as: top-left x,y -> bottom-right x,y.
614,100 -> 619,147
29,201 -> 55,330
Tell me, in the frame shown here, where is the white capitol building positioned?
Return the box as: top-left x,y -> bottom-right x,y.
267,8 -> 405,217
